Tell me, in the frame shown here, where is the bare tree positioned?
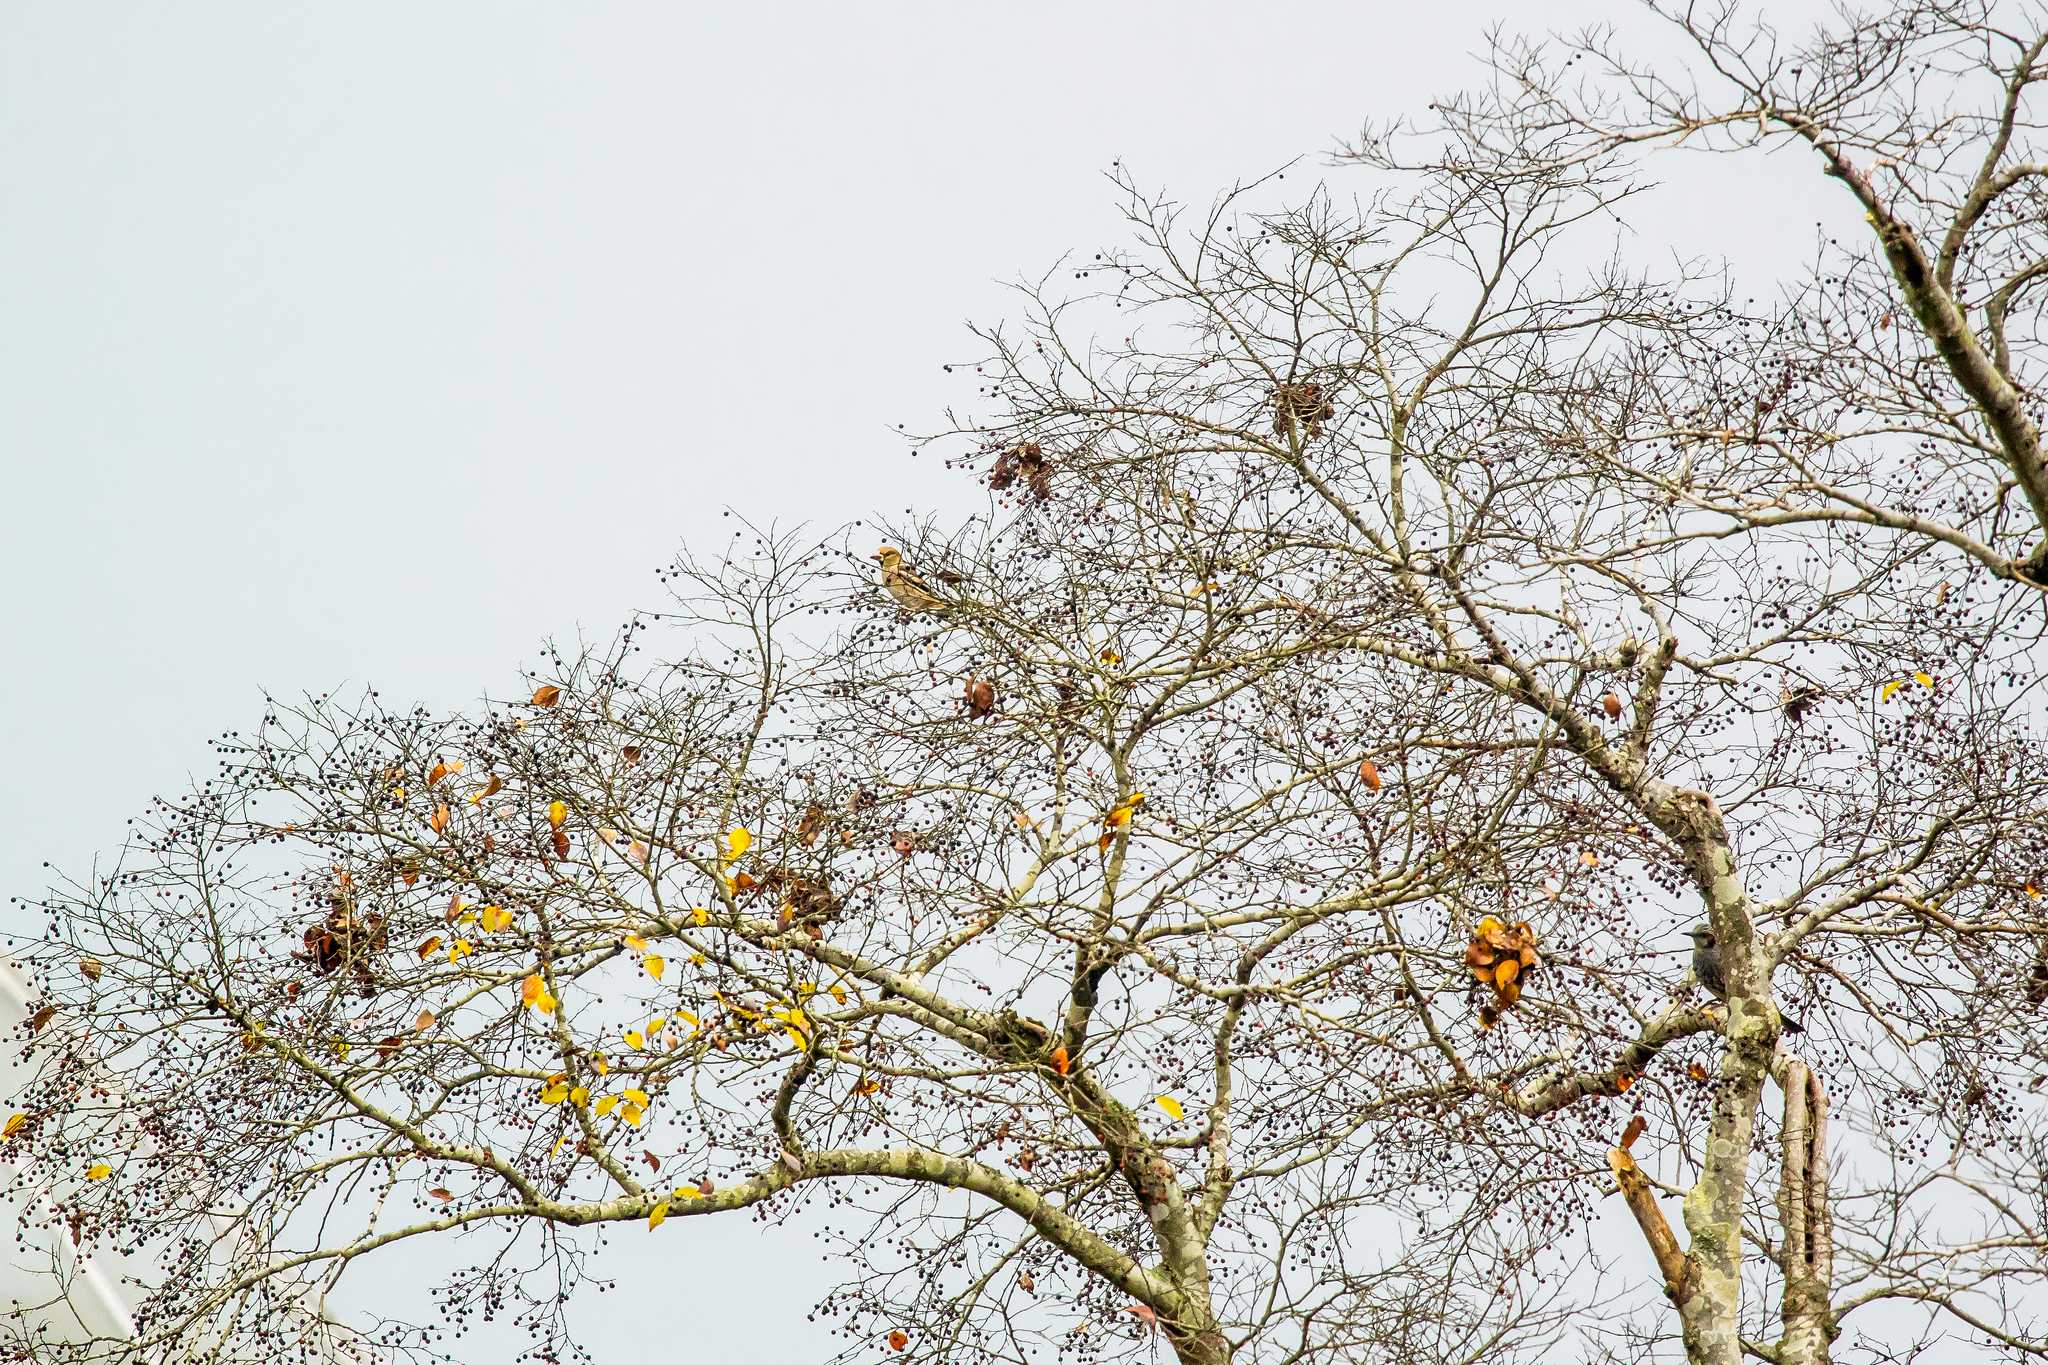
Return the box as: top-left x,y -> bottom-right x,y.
9,7 -> 2048,1365
1415,0 -> 2048,589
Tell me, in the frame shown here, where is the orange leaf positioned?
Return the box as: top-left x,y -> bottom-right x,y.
1049,1045 -> 1070,1076
429,804 -> 451,834
414,1010 -> 436,1032
1493,958 -> 1519,990
1619,1115 -> 1646,1152
428,1187 -> 453,1203
888,1330 -> 909,1352
1357,757 -> 1382,791
417,935 -> 443,961
80,958 -> 102,983
531,685 -> 561,707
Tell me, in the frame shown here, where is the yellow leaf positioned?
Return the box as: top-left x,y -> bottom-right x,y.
648,1201 -> 669,1229
596,1095 -> 619,1117
673,1184 -> 702,1200
86,1162 -> 112,1180
481,905 -> 513,933
625,1030 -> 646,1051
623,933 -> 649,951
723,827 -> 751,864
539,1080 -> 569,1105
643,955 -> 666,980
550,1134 -> 569,1157
547,801 -> 568,829
3,1113 -> 26,1139
1154,1095 -> 1185,1120
569,1085 -> 589,1107
1880,678 -> 1906,702
623,1088 -> 650,1107
620,1102 -> 645,1127
829,985 -> 846,1005
521,974 -> 547,1008
1914,671 -> 1935,689
448,939 -> 474,964
692,906 -> 709,926
592,1055 -> 610,1075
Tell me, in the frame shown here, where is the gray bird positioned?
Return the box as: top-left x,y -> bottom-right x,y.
1688,923 -> 1804,1034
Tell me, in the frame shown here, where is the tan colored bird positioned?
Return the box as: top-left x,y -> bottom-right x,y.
872,545 -> 949,615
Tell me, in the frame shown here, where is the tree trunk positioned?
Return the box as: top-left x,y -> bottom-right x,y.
1653,788 -> 1782,1365
1774,1059 -> 1837,1365
1168,1323 -> 1232,1365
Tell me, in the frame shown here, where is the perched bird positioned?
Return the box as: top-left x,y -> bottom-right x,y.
1688,923 -> 1804,1033
872,545 -> 949,615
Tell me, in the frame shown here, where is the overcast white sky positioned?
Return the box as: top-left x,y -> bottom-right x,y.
0,2 -> 1843,1358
